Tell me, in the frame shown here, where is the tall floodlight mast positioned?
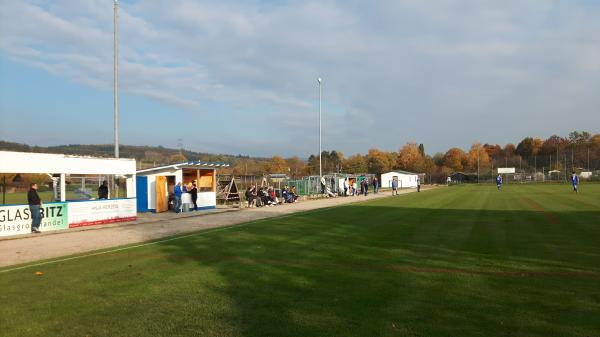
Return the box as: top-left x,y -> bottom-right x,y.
114,0 -> 119,158
317,77 -> 322,178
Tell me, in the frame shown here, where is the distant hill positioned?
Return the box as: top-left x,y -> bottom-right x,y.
0,140 -> 266,168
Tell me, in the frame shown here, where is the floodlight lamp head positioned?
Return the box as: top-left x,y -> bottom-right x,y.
317,77 -> 322,84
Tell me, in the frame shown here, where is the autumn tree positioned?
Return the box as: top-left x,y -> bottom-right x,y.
568,131 -> 592,144
232,158 -> 264,175
329,150 -> 344,173
343,154 -> 368,174
466,143 -> 491,172
144,151 -> 165,164
532,138 -> 543,155
169,153 -> 187,163
432,152 -> 445,166
483,144 -> 502,160
540,135 -> 565,156
307,155 -> 319,175
268,156 -> 288,174
443,148 -> 467,172
397,143 -> 425,172
367,148 -> 394,175
516,137 -> 535,157
286,157 -> 306,178
503,144 -> 516,157
418,144 -> 425,156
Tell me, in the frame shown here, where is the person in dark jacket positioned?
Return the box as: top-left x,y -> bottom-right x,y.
189,183 -> 198,210
98,180 -> 109,199
245,186 -> 256,207
28,183 -> 42,233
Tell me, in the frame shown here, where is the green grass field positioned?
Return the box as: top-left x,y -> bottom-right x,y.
1,184 -> 599,337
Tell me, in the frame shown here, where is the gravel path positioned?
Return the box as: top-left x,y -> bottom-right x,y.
0,188 -> 427,268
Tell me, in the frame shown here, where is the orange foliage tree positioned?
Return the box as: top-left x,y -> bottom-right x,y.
443,148 -> 467,172
397,143 -> 425,172
367,148 -> 394,175
466,143 -> 491,172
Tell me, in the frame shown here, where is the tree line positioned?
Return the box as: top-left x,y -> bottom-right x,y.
2,130 -> 599,183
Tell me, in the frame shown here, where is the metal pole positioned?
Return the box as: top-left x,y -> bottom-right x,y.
114,0 -> 120,158
477,154 -> 480,184
318,78 -> 322,178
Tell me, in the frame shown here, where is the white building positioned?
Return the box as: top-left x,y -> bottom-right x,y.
0,151 -> 137,237
380,171 -> 420,189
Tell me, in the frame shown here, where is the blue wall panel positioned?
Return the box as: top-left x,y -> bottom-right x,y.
136,176 -> 148,212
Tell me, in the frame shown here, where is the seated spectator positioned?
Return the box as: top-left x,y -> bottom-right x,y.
245,186 -> 256,208
258,187 -> 274,206
290,186 -> 298,202
268,186 -> 280,205
282,186 -> 290,203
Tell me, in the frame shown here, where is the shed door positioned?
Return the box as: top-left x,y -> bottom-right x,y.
155,176 -> 168,213
136,176 -> 148,212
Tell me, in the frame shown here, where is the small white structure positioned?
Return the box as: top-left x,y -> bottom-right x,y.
381,171 -> 419,189
0,151 -> 137,237
136,162 -> 229,213
498,167 -> 516,174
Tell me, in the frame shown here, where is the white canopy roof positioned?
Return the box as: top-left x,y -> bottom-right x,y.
0,151 -> 136,175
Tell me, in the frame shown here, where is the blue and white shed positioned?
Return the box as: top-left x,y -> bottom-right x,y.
136,161 -> 230,213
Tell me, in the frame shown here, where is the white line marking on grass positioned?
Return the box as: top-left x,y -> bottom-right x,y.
0,225 -> 245,274
0,203 -> 349,274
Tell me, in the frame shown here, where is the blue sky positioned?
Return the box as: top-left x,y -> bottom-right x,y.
1,0 -> 599,157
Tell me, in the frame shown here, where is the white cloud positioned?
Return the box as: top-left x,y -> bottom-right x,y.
1,0 -> 599,155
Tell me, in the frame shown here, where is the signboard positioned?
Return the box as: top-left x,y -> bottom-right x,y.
497,167 -> 516,174
0,203 -> 69,237
68,198 -> 136,228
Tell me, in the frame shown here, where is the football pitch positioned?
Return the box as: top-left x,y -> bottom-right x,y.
1,184 -> 599,337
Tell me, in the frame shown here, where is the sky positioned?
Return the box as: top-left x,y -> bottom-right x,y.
0,0 -> 599,157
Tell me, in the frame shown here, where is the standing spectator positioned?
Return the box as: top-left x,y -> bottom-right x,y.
352,181 -> 358,196
174,182 -> 183,213
417,177 -> 421,192
391,178 -> 398,196
28,183 -> 42,233
373,177 -> 379,194
364,177 -> 369,196
189,183 -> 198,210
98,180 -> 109,199
343,178 -> 348,197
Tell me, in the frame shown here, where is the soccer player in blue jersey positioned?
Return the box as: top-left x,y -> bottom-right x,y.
571,172 -> 579,193
496,174 -> 502,191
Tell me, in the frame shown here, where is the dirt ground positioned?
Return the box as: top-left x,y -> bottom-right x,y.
0,188 -> 428,268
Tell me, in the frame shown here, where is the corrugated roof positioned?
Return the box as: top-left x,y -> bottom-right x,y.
383,170 -> 419,175
137,161 -> 230,174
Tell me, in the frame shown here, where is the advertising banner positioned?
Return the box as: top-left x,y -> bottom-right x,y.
0,203 -> 69,237
68,198 -> 136,228
497,167 -> 516,174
